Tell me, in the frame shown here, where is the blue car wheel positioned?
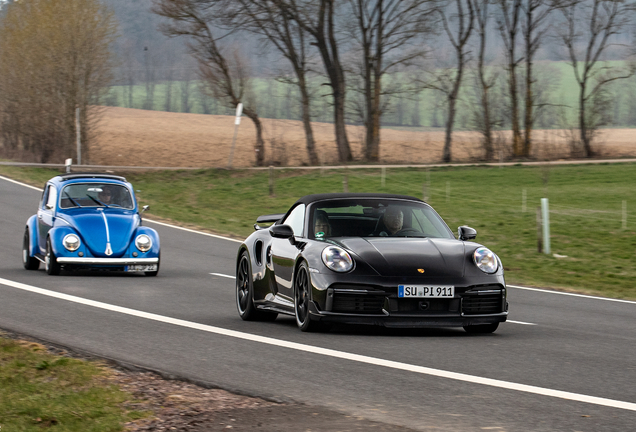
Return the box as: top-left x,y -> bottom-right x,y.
45,238 -> 61,276
22,228 -> 39,270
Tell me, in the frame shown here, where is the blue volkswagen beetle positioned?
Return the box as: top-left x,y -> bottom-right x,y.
22,173 -> 160,276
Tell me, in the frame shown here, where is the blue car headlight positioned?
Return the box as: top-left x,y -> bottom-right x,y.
63,234 -> 81,252
135,234 -> 152,252
321,246 -> 353,272
473,247 -> 498,274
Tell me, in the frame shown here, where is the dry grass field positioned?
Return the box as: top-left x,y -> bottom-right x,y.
90,106 -> 636,167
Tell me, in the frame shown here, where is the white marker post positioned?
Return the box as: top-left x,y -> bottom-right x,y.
75,107 -> 81,165
65,158 -> 72,173
623,200 -> 627,230
541,198 -> 550,255
227,102 -> 243,169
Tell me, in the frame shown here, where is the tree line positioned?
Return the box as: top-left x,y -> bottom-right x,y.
0,0 -> 634,165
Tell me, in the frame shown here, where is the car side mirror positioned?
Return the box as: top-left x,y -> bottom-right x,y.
458,226 -> 477,241
270,224 -> 296,245
141,205 -> 149,214
45,203 -> 54,210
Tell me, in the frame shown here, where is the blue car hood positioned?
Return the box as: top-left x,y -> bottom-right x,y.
335,237 -> 466,278
64,210 -> 139,257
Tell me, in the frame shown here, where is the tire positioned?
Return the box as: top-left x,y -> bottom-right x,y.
45,238 -> 61,276
294,261 -> 322,332
463,322 -> 499,334
145,253 -> 160,276
22,229 -> 40,270
236,252 -> 277,321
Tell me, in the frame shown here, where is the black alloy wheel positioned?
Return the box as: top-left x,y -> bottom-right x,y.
45,238 -> 61,275
294,261 -> 321,332
236,252 -> 277,321
22,229 -> 40,270
463,322 -> 499,334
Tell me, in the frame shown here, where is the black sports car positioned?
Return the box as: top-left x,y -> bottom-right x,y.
235,193 -> 508,333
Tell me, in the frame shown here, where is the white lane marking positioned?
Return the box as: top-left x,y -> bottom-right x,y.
144,219 -> 242,244
210,273 -> 235,279
1,277 -> 635,412
507,320 -> 537,326
0,174 -> 42,191
508,285 -> 636,305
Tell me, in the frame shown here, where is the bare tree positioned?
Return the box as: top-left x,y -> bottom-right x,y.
0,0 -> 117,163
520,0 -> 561,157
347,0 -> 434,162
471,0 -> 499,160
495,0 -> 523,157
426,0 -> 475,162
222,0 -> 320,165
558,0 -> 636,157
275,0 -> 352,163
153,0 -> 266,166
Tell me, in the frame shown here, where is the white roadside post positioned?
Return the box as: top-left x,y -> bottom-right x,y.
541,198 -> 551,255
227,102 -> 243,169
65,158 -> 72,173
623,200 -> 627,230
75,107 -> 81,165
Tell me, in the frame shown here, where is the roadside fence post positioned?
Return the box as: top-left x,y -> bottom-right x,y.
522,189 -> 527,213
269,166 -> 274,197
623,200 -> 627,230
381,167 -> 386,188
446,181 -> 450,204
541,198 -> 551,255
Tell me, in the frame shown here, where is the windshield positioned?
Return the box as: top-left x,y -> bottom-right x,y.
310,199 -> 454,239
60,183 -> 134,209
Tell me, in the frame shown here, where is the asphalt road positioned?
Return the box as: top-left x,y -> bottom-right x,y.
1,175 -> 635,431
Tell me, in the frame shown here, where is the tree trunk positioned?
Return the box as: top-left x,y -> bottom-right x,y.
298,74 -> 319,165
243,107 -> 266,166
579,83 -> 592,157
509,67 -> 522,156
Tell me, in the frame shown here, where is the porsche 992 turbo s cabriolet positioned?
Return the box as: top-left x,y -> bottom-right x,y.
236,193 -> 508,333
22,173 -> 160,276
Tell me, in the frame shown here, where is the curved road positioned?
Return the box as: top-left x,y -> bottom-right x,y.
1,175 -> 635,431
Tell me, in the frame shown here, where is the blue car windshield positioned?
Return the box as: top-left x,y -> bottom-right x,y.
310,199 -> 454,239
60,183 -> 134,209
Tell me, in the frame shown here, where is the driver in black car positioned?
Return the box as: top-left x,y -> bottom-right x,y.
379,206 -> 403,236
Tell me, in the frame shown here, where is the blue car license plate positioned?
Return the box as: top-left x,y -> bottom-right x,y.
125,264 -> 157,272
398,285 -> 454,298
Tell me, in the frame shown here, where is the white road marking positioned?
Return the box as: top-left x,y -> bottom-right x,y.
0,174 -> 42,191
1,276 -> 635,412
508,285 -> 636,305
210,273 -> 235,279
507,320 -> 537,326
144,219 -> 242,243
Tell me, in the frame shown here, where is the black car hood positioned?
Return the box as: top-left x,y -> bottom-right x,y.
334,237 -> 466,278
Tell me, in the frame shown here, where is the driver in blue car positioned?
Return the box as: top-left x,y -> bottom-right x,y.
98,185 -> 114,205
378,206 -> 403,236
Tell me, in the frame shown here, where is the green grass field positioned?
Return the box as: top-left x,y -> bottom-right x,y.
0,336 -> 147,431
2,162 -> 635,299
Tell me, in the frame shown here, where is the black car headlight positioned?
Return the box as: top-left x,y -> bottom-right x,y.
135,234 -> 152,252
473,247 -> 498,274
321,246 -> 353,272
63,234 -> 81,252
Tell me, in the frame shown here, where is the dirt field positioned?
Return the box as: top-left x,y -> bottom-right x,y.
90,107 -> 636,168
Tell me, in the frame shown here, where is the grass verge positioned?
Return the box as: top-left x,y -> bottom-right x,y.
1,162 -> 635,299
0,334 -> 149,431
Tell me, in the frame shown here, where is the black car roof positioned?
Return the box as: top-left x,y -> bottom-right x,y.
55,173 -> 127,182
295,193 -> 423,205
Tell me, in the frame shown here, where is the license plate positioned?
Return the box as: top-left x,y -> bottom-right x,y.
398,285 -> 455,298
126,264 -> 157,272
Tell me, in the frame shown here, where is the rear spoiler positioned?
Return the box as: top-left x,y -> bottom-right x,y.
254,213 -> 285,230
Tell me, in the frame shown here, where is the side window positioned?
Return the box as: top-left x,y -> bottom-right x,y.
283,204 -> 306,237
45,186 -> 57,210
39,186 -> 48,209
